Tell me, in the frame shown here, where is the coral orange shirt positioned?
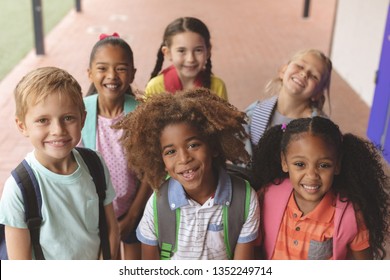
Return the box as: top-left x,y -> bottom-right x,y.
271,191 -> 370,260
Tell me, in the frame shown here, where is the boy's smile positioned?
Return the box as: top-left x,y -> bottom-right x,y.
160,122 -> 217,204
16,93 -> 86,174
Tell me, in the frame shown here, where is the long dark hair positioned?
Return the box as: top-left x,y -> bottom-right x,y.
253,117 -> 390,259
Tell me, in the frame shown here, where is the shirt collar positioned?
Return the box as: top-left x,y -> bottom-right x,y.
289,191 -> 336,223
167,167 -> 232,210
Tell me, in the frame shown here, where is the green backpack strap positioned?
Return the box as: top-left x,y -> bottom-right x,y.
154,180 -> 180,260
223,174 -> 251,259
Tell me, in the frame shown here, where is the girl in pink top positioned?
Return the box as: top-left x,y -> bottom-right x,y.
253,117 -> 389,259
82,33 -> 151,260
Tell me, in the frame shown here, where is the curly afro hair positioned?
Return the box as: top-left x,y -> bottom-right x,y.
114,88 -> 250,189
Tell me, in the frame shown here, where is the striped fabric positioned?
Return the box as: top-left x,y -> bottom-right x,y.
250,96 -> 277,145
136,169 -> 260,259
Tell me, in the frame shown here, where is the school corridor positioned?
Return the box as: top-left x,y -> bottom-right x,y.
0,0 -> 387,257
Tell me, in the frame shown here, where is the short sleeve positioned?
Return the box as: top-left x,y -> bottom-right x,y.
0,176 -> 28,229
237,187 -> 260,243
136,193 -> 159,246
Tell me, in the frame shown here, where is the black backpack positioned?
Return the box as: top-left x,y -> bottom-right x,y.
0,147 -> 111,260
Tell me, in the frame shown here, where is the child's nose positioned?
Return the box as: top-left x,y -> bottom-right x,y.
186,52 -> 195,62
306,166 -> 319,178
107,68 -> 118,79
178,149 -> 191,163
50,120 -> 65,135
299,70 -> 308,79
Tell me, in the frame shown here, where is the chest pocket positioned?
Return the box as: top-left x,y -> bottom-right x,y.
308,238 -> 333,260
206,224 -> 225,250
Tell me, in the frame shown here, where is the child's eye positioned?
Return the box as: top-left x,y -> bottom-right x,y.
177,48 -> 186,54
97,67 -> 106,71
64,116 -> 75,122
116,67 -> 128,72
293,162 -> 305,167
309,73 -> 319,81
195,48 -> 204,53
188,142 -> 200,149
36,118 -> 48,124
164,149 -> 176,156
319,162 -> 331,168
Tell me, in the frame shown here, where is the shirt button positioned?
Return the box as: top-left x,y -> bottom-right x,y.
170,203 -> 175,209
293,213 -> 298,218
293,240 -> 298,246
226,201 -> 230,206
295,227 -> 300,231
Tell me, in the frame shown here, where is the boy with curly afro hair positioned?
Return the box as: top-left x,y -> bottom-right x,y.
114,88 -> 259,260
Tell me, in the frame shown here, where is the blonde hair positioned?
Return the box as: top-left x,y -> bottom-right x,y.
265,49 -> 333,112
14,67 -> 85,122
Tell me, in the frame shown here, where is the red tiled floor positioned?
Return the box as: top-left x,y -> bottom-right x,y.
0,0 -> 388,257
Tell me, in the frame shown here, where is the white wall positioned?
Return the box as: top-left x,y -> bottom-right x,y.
331,0 -> 388,106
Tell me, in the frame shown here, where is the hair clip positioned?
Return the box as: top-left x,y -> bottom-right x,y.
99,32 -> 120,41
281,123 -> 287,132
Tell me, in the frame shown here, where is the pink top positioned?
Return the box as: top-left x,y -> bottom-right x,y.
96,113 -> 138,218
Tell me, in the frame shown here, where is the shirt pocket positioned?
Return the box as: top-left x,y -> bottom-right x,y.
308,238 -> 333,260
85,198 -> 99,233
206,224 -> 225,250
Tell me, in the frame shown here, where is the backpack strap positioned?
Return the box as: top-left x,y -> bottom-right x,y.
82,94 -> 138,149
223,174 -> 251,259
154,180 -> 180,260
11,160 -> 45,260
75,147 -> 111,260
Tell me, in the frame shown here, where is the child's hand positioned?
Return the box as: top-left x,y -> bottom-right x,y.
118,216 -> 136,240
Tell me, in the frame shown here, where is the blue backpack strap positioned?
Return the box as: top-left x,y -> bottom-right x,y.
82,95 -> 99,150
82,94 -> 139,150
124,94 -> 139,114
223,174 -> 250,259
10,160 -> 45,260
154,180 -> 179,260
75,147 -> 111,260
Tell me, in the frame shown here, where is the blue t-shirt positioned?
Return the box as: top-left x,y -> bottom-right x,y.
0,149 -> 115,259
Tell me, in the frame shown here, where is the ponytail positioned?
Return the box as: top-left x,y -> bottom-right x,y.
335,133 -> 390,259
150,44 -> 165,80
202,58 -> 212,89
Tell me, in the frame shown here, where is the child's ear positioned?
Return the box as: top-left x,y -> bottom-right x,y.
161,46 -> 172,61
281,152 -> 289,172
87,68 -> 93,82
80,111 -> 87,129
207,46 -> 212,60
279,64 -> 288,79
334,156 -> 342,175
129,68 -> 137,84
15,117 -> 28,137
